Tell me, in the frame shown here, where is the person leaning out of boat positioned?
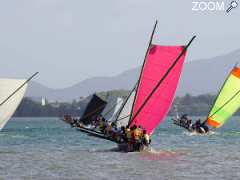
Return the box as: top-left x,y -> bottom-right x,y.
201,122 -> 209,133
142,130 -> 150,147
192,119 -> 209,133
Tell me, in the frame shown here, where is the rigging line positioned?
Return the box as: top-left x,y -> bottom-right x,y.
208,89 -> 240,120
102,98 -> 123,118
80,101 -> 107,120
203,65 -> 238,124
114,83 -> 137,121
115,114 -> 130,122
0,72 -> 39,106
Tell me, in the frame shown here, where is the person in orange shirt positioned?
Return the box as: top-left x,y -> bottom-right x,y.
131,125 -> 142,151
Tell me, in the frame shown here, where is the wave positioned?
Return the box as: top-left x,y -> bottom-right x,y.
222,131 -> 240,137
183,130 -> 219,136
138,148 -> 189,160
87,147 -> 120,153
0,150 -> 17,154
0,133 -> 29,139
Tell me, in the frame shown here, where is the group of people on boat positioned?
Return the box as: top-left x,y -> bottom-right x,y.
63,114 -> 151,151
99,118 -> 151,151
175,114 -> 209,134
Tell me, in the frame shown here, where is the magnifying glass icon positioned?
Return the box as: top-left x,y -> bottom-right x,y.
226,1 -> 238,13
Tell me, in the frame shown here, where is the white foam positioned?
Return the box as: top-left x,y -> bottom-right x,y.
183,130 -> 219,136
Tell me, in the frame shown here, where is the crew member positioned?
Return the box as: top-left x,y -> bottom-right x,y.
105,122 -> 112,136
99,118 -> 105,133
132,125 -> 141,151
142,130 -> 150,147
125,126 -> 132,142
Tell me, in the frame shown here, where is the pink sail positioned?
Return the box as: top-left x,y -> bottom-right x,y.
130,45 -> 186,135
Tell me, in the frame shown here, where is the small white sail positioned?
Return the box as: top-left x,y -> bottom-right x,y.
102,95 -> 115,116
108,97 -> 123,122
116,90 -> 136,128
41,97 -> 46,106
0,78 -> 27,130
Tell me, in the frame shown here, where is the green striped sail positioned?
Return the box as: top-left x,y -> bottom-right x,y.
207,67 -> 240,128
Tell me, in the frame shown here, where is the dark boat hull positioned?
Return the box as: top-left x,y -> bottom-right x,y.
76,126 -> 117,143
76,126 -> 148,152
118,143 -> 148,152
172,118 -> 208,134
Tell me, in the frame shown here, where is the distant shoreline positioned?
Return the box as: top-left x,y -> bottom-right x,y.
14,92 -> 240,117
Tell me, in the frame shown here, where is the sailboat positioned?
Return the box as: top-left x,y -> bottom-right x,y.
206,66 -> 240,128
41,97 -> 46,106
173,65 -> 240,133
0,72 -> 38,130
75,20 -> 196,151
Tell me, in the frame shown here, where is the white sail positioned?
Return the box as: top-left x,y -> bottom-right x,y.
108,97 -> 123,122
102,95 -> 115,116
116,90 -> 136,128
41,97 -> 46,106
0,78 -> 27,130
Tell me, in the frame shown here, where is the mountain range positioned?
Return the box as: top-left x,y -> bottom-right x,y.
26,49 -> 240,102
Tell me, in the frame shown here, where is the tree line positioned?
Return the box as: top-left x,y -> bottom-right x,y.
14,91 -> 239,117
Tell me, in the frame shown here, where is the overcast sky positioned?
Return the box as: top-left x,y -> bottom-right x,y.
0,0 -> 239,88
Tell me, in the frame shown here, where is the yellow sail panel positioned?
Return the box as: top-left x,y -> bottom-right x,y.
207,67 -> 240,128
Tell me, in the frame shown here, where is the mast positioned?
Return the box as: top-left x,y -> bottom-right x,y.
130,36 -> 196,123
0,72 -> 39,106
127,20 -> 158,126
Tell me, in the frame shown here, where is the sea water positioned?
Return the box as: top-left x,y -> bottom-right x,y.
0,117 -> 240,179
